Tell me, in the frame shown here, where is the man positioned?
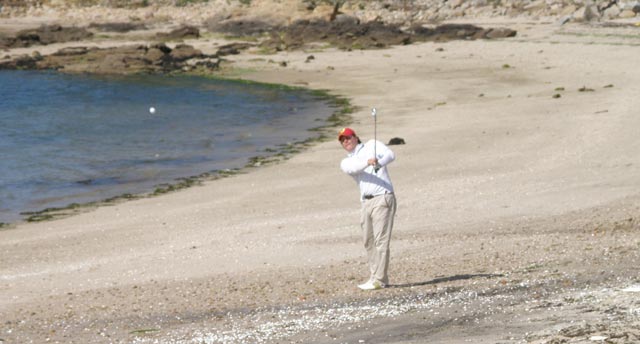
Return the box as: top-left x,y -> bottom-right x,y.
338,127 -> 397,290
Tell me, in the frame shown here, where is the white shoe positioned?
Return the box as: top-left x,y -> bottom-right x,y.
358,280 -> 384,290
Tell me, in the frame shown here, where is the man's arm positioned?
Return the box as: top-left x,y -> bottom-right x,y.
341,156 -> 369,175
373,141 -> 395,167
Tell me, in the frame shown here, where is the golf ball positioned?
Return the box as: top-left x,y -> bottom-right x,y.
149,107 -> 156,114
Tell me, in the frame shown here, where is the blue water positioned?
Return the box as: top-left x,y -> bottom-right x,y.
0,70 -> 335,223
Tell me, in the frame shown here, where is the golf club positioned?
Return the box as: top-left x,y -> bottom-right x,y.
372,107 -> 379,172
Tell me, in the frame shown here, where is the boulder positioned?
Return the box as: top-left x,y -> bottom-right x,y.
573,5 -> 600,22
602,4 -> 621,19
169,44 -> 203,62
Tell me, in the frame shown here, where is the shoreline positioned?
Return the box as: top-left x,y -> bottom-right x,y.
2,9 -> 640,344
0,74 -> 353,226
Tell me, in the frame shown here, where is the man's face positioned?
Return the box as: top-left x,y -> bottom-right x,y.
340,135 -> 357,152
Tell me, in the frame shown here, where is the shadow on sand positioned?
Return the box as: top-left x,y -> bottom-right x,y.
389,273 -> 503,289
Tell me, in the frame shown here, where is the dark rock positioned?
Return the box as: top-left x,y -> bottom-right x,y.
0,54 -> 37,69
52,46 -> 89,56
0,35 -> 15,49
206,18 -> 276,36
14,25 -> 93,47
216,42 -> 253,56
411,24 -> 517,41
0,43 -> 206,74
262,18 -> 411,51
388,137 -> 406,145
414,24 -> 484,41
88,22 -> 147,33
150,43 -> 172,54
191,57 -> 221,70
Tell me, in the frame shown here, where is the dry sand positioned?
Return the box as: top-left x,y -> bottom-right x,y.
2,15 -> 640,344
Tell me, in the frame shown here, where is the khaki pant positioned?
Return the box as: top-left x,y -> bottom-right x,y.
360,193 -> 396,285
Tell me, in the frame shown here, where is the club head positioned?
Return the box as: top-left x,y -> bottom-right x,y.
371,107 -> 377,117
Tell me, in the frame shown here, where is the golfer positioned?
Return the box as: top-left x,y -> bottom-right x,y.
338,127 -> 397,290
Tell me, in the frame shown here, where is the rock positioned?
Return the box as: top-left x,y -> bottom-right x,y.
333,14 -> 360,25
169,44 -> 203,62
143,46 -> 167,66
0,35 -> 14,49
260,18 -> 411,51
388,137 -> 406,145
88,22 -> 148,33
603,4 -> 621,19
31,50 -> 42,60
52,46 -> 89,56
483,27 -> 518,39
156,25 -> 200,41
189,57 -> 221,70
216,42 -> 253,56
0,43 -> 206,74
414,24 -> 484,41
573,5 -> 600,22
206,18 -> 276,36
15,24 -> 93,47
618,9 -> 637,18
0,54 -> 36,69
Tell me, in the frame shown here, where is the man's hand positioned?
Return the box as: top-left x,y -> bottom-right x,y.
368,158 -> 380,172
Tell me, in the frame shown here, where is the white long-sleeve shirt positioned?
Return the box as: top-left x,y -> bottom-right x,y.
340,140 -> 395,201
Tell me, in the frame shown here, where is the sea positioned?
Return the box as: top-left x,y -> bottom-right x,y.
0,70 -> 336,224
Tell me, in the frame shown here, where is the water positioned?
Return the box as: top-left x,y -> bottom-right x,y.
0,70 -> 335,223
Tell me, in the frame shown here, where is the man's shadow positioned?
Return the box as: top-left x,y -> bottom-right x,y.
388,273 -> 503,288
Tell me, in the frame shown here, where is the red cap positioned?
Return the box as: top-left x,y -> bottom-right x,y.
338,127 -> 356,141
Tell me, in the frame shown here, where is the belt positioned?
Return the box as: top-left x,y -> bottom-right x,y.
363,192 -> 392,200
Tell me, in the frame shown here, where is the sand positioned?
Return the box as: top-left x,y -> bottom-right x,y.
2,14 -> 640,344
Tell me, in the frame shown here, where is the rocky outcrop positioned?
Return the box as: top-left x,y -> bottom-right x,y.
0,43 -> 219,74
0,24 -> 92,49
261,19 -> 411,50
214,18 -> 517,51
412,24 -> 517,42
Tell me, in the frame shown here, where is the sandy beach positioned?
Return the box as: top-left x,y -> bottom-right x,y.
2,5 -> 640,343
